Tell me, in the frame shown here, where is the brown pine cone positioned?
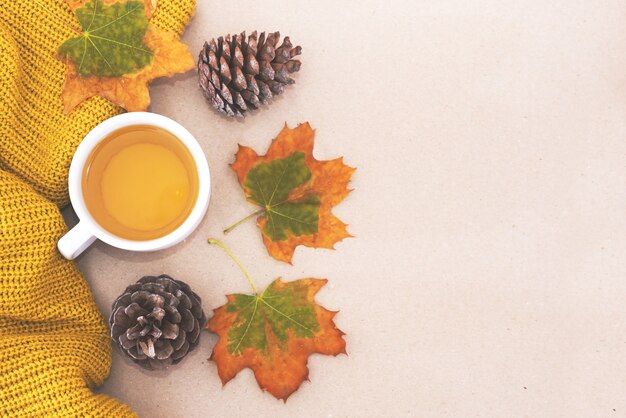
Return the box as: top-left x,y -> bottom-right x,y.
109,275 -> 205,370
198,31 -> 302,117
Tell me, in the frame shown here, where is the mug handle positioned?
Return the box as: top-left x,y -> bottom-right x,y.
57,221 -> 97,260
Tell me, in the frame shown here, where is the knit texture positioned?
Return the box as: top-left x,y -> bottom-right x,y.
0,0 -> 196,416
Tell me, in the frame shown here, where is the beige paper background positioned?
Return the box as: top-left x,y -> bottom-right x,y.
65,0 -> 626,416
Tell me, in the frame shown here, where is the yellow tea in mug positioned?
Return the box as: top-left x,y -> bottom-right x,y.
82,125 -> 199,241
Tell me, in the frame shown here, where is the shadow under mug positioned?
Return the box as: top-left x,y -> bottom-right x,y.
57,112 -> 211,260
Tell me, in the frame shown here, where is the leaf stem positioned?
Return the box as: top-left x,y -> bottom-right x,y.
223,209 -> 265,234
208,238 -> 257,294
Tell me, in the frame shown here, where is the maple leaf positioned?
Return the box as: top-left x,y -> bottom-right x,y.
228,123 -> 356,263
57,0 -> 194,112
207,277 -> 346,401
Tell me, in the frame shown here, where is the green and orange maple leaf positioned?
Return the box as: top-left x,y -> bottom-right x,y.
207,279 -> 345,400
206,239 -> 346,401
227,123 -> 356,263
57,0 -> 194,112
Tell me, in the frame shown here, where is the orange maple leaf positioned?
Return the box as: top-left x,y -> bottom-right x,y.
207,278 -> 346,401
58,0 -> 194,112
229,123 -> 356,263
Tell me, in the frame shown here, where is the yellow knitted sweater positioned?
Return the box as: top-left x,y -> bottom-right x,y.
0,0 -> 195,416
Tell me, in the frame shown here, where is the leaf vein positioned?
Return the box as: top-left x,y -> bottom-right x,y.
254,176 -> 278,238
268,208 -> 317,226
86,0 -> 98,31
86,36 -> 113,71
260,297 -> 314,333
232,297 -> 259,354
267,156 -> 293,206
78,37 -> 87,72
89,3 -> 143,33
88,34 -> 152,54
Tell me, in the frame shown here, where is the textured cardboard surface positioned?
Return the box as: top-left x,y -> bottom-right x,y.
68,1 -> 626,416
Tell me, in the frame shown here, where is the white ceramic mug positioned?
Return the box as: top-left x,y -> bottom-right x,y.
57,112 -> 211,260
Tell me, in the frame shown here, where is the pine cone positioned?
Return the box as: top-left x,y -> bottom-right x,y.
109,275 -> 206,370
198,31 -> 302,117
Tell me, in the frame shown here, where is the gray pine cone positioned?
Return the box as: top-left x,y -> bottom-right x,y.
109,275 -> 205,370
198,31 -> 302,117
